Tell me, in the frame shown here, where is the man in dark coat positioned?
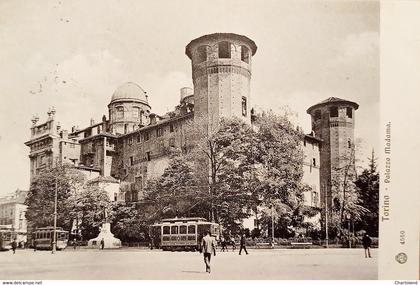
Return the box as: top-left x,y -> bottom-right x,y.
362,233 -> 372,258
11,239 -> 17,254
100,238 -> 105,250
239,233 -> 248,255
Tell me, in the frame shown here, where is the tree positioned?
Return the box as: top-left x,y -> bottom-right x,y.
143,152 -> 205,220
251,111 -> 309,237
186,117 -> 259,229
111,204 -> 150,242
330,139 -> 368,237
25,165 -> 85,232
67,185 -> 113,240
354,150 -> 379,236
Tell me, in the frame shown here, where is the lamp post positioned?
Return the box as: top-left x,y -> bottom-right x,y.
52,179 -> 58,254
324,184 -> 329,248
271,204 -> 275,247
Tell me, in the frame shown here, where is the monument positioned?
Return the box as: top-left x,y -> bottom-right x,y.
87,208 -> 122,249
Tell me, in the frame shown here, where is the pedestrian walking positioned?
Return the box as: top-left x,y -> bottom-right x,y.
239,233 -> 248,255
100,238 -> 105,250
33,239 -> 37,252
220,236 -> 227,252
201,230 -> 216,273
11,238 -> 17,254
73,238 -> 78,250
362,233 -> 372,258
230,236 -> 236,251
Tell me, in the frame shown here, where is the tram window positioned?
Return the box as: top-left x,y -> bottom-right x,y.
188,225 -> 196,234
180,225 -> 187,234
163,226 -> 170,235
171,226 -> 178,235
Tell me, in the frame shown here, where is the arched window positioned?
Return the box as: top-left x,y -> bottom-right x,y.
196,45 -> 207,63
242,97 -> 247,116
241,45 -> 250,63
116,106 -> 124,120
218,41 -> 231,58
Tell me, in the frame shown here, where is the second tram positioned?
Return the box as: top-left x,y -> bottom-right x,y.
0,227 -> 16,251
33,227 -> 69,250
149,217 -> 221,251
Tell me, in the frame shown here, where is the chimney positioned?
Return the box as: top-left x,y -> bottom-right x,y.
90,118 -> 95,126
61,130 -> 68,139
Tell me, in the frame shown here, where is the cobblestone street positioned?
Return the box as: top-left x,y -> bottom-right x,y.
0,248 -> 377,280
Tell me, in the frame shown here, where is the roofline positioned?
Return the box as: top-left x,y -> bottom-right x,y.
118,112 -> 194,138
304,134 -> 322,143
186,33 -> 257,59
108,98 -> 151,108
306,99 -> 359,114
24,134 -> 58,146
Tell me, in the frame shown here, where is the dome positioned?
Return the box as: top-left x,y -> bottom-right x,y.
110,82 -> 149,105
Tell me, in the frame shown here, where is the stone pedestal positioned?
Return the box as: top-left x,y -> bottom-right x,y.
88,223 -> 121,249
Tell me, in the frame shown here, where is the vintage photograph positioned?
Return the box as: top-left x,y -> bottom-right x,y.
0,0 -> 385,281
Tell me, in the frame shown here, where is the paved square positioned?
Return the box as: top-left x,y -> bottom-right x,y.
0,248 -> 377,280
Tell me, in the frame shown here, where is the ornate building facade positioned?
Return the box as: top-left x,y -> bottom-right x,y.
24,33 -> 357,231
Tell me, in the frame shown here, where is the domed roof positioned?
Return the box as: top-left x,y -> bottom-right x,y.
110,82 -> 149,105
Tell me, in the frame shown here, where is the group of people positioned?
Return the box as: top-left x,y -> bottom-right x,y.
200,231 -> 373,273
201,232 -> 249,273
219,233 -> 249,254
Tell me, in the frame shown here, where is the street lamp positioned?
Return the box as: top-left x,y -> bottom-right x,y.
52,179 -> 58,254
324,183 -> 329,248
271,204 -> 275,247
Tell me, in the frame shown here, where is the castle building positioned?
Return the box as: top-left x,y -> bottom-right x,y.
307,98 -> 359,226
23,33 -> 359,232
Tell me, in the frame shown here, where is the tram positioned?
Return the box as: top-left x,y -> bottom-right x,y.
149,217 -> 221,251
0,226 -> 16,251
32,227 -> 69,250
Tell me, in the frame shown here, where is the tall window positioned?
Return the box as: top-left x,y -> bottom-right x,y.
346,107 -> 353,118
133,107 -> 140,119
156,128 -> 163,137
116,106 -> 124,120
241,45 -> 250,63
144,132 -> 150,141
329,106 -> 338,117
196,46 -> 207,63
218,41 -> 231,58
242,97 -> 247,116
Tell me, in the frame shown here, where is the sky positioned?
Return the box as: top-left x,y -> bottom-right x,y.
0,0 -> 379,196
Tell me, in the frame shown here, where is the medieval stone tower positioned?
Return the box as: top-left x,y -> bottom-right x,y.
108,82 -> 151,135
185,33 -> 257,132
307,97 -> 359,225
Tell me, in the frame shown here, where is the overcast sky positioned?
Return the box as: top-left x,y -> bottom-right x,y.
0,0 -> 379,196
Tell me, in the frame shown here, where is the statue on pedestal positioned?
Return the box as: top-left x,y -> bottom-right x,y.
87,206 -> 121,249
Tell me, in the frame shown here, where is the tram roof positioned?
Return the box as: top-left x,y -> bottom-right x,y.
160,217 -> 208,223
34,227 -> 67,231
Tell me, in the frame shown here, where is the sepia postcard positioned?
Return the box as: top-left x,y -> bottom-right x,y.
0,0 -> 418,283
